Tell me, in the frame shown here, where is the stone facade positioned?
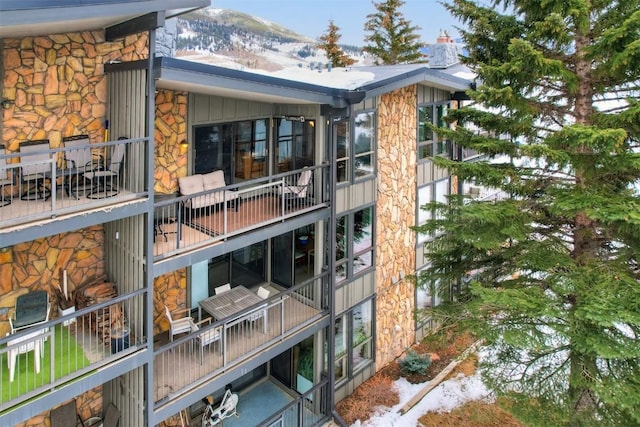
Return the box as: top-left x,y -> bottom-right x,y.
153,270 -> 188,336
13,387 -> 103,427
152,87 -> 189,335
2,31 -> 148,150
154,89 -> 188,194
375,86 -> 418,370
0,227 -> 105,337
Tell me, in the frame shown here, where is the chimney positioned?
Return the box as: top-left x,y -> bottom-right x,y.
429,29 -> 462,69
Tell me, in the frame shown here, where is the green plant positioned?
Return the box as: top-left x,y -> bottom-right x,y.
298,346 -> 314,381
399,350 -> 431,376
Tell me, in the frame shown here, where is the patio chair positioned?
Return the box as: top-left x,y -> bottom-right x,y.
164,304 -> 198,342
195,318 -> 222,364
10,290 -> 51,333
103,403 -> 121,427
19,139 -> 52,200
7,327 -> 45,382
83,138 -> 126,199
257,286 -> 270,300
51,400 -> 82,427
0,144 -> 13,206
278,167 -> 312,208
214,283 -> 231,295
62,135 -> 100,197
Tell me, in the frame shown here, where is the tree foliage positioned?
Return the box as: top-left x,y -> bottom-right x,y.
362,0 -> 426,65
415,0 -> 640,424
318,20 -> 356,68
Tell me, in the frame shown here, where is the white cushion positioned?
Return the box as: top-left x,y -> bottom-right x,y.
179,174 -> 204,195
189,191 -> 239,209
203,170 -> 226,191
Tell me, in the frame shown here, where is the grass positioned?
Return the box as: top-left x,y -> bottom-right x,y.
418,400 -> 525,427
1,325 -> 90,403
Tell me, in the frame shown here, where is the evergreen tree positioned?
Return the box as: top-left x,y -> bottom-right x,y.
318,20 -> 356,68
416,0 -> 640,424
362,0 -> 426,65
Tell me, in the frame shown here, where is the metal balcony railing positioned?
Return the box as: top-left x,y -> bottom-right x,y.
0,290 -> 145,412
153,275 -> 329,410
0,138 -> 147,229
152,165 -> 329,260
259,380 -> 330,427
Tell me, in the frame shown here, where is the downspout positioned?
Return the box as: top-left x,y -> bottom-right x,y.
326,110 -> 347,427
144,27 -> 157,427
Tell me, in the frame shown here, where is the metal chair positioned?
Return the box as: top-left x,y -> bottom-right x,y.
51,400 -> 82,427
164,304 -> 197,342
0,144 -> 13,206
83,138 -> 126,199
62,135 -> 100,198
278,167 -> 312,209
19,139 -> 52,200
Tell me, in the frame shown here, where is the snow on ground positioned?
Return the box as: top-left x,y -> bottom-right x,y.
353,367 -> 493,427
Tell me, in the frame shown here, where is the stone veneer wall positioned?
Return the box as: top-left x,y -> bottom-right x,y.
153,270 -> 188,336
0,227 -> 105,336
375,86 -> 417,370
14,387 -> 104,427
152,88 -> 189,334
153,89 -> 188,194
2,31 -> 148,149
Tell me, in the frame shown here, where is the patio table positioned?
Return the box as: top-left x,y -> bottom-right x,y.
199,286 -> 267,334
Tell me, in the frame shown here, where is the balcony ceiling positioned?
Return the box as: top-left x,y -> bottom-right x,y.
0,0 -> 208,38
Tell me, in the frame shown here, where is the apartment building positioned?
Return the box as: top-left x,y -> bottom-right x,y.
0,2 -> 473,425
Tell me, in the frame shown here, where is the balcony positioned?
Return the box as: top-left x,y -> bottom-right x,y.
153,276 -> 328,412
0,291 -> 145,413
0,137 -> 147,230
152,166 -> 329,261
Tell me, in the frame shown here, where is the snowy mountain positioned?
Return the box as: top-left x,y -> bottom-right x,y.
175,7 -> 372,72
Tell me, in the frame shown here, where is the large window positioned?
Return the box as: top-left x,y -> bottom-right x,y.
336,206 -> 374,284
193,117 -> 314,183
276,118 -> 315,173
333,299 -> 374,383
235,119 -> 268,180
353,112 -> 374,179
416,178 -> 449,244
418,103 -> 451,159
336,120 -> 349,183
415,268 -> 443,329
335,111 -> 375,183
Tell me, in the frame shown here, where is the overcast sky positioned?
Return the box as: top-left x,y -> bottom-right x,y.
210,0 -> 461,46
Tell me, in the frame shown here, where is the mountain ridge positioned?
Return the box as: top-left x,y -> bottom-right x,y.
175,7 -> 371,72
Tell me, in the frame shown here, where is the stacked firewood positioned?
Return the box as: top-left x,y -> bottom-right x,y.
75,276 -> 123,346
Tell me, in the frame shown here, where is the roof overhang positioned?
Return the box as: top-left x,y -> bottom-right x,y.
358,67 -> 473,100
153,57 -> 365,107
0,0 -> 209,38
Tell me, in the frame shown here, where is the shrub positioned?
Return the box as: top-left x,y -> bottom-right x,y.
399,350 -> 431,376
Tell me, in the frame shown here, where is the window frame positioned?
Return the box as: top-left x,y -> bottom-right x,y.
417,102 -> 452,161
335,204 -> 375,286
330,297 -> 376,385
334,110 -> 376,185
352,111 -> 375,181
